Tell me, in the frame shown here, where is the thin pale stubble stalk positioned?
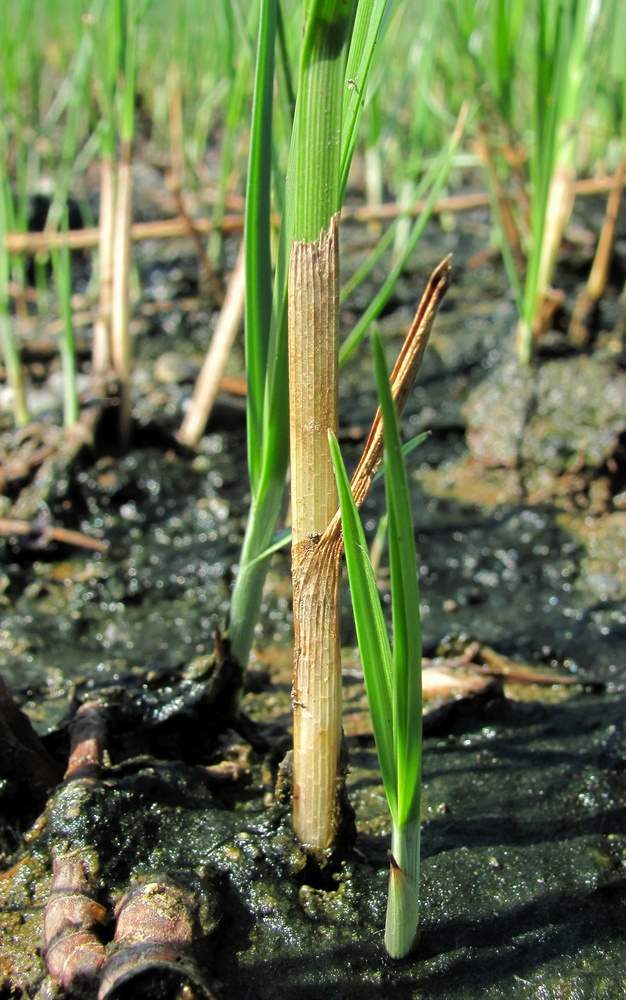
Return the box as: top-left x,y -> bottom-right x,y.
569,153 -> 626,347
290,214 -> 341,850
93,154 -> 115,373
535,160 -> 575,314
111,141 -> 133,446
179,242 -> 245,448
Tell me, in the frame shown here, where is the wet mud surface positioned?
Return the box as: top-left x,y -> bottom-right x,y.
1,199 -> 626,998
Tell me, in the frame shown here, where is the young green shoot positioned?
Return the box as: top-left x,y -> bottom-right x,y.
330,329 -> 424,958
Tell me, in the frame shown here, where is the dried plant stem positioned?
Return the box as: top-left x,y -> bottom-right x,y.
569,152 -> 626,347
473,130 -> 525,275
167,171 -> 224,304
93,155 -> 115,373
111,142 -> 133,446
329,255 -> 452,532
290,215 -> 340,850
535,161 -> 575,321
178,242 -> 245,447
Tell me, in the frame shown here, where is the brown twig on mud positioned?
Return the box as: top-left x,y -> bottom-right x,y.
6,214 -> 246,254
472,644 -> 604,690
5,378 -> 113,526
425,640 -> 604,691
0,442 -> 57,492
0,518 -> 108,552
201,760 -> 250,786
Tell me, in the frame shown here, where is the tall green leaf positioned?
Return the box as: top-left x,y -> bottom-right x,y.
245,0 -> 277,495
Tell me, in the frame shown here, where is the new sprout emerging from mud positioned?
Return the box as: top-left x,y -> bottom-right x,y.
330,330 -> 423,959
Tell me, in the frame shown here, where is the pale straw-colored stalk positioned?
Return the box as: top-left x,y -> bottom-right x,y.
289,215 -> 342,848
93,154 -> 115,373
110,140 -> 133,445
178,243 -> 246,447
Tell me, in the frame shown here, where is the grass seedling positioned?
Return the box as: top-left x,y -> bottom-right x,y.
330,328 -> 424,958
289,256 -> 449,861
516,0 -> 601,363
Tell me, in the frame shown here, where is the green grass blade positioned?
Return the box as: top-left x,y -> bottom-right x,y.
372,331 -> 422,828
519,0 -> 599,363
276,0 -> 296,122
340,0 -> 394,201
329,429 -> 397,820
245,0 -> 277,496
